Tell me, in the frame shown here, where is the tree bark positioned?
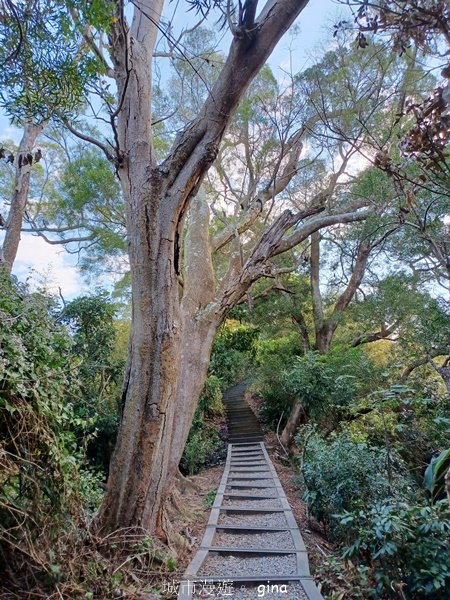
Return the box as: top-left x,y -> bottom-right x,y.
0,122 -> 44,273
168,190 -> 221,477
95,183 -> 182,534
280,397 -> 306,448
436,366 -> 450,397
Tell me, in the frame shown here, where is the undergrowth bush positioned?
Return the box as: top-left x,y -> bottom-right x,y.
337,500 -> 450,598
61,294 -> 126,474
0,277 -> 178,597
209,323 -> 259,388
255,334 -> 301,427
0,276 -> 86,583
258,346 -> 378,430
296,428 -> 412,538
181,375 -> 223,475
197,374 -> 224,417
181,423 -> 221,475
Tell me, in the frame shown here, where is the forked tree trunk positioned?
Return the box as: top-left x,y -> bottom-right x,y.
94,0 -> 373,537
310,232 -> 371,354
315,323 -> 337,355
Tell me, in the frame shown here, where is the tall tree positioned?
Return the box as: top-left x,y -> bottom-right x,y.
1,1 -> 388,537
90,0 -> 375,536
0,0 -> 112,272
0,134 -> 126,274
0,123 -> 44,271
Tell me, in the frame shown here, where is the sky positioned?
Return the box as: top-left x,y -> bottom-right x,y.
0,0 -> 345,300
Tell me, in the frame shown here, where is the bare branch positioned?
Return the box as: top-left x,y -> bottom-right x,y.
275,205 -> 369,256
62,120 -> 115,162
159,0 -> 311,213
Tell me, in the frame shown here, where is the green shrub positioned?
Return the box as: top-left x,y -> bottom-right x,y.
197,375 -> 224,417
284,349 -> 377,426
255,334 -> 301,428
257,346 -> 378,430
337,500 -> 450,598
296,429 -> 412,537
180,376 -> 224,475
209,323 -> 259,388
181,423 -> 221,475
61,294 -> 126,473
0,276 -> 84,575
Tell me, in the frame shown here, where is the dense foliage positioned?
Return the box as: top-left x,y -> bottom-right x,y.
60,294 -> 126,472
253,328 -> 450,598
0,278 -> 176,596
0,276 -> 92,584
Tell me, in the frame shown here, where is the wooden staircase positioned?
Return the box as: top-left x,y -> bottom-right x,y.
222,382 -> 264,444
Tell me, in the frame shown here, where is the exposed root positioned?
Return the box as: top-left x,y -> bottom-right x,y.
160,480 -> 205,555
175,470 -> 202,494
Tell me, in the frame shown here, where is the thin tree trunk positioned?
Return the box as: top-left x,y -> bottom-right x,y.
292,312 -> 311,353
445,465 -> 450,510
310,231 -> 324,350
399,350 -> 442,383
436,366 -> 450,397
0,122 -> 44,273
280,397 -> 306,448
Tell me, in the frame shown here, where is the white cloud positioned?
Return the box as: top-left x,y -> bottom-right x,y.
11,233 -> 87,300
0,122 -> 22,144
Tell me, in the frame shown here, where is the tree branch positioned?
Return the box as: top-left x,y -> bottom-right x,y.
62,120 -> 115,162
275,205 -> 369,257
68,5 -> 114,77
159,0 -> 311,213
400,349 -> 444,383
211,125 -> 306,252
351,320 -> 400,347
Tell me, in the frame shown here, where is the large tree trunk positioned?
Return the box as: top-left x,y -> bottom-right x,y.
0,122 -> 44,273
315,323 -> 336,355
96,182 -> 182,535
168,190 -> 222,477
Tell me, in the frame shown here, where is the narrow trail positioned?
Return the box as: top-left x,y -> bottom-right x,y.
223,382 -> 264,444
178,386 -> 323,599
